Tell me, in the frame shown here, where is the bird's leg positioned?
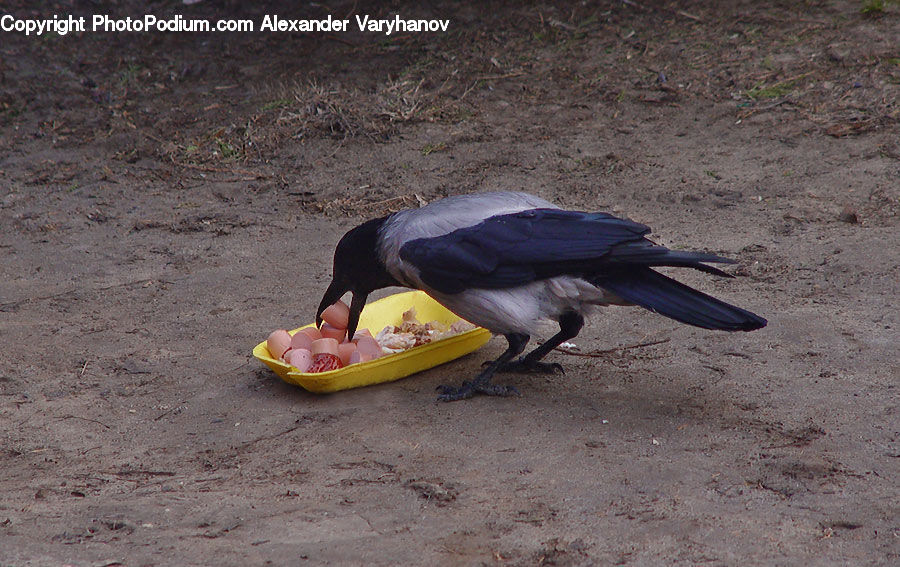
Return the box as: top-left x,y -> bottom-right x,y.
497,311 -> 584,374
436,333 -> 529,402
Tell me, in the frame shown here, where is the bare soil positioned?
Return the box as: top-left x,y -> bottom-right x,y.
1,1 -> 898,565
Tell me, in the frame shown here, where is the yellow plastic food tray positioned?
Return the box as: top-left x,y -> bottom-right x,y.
252,290 -> 492,393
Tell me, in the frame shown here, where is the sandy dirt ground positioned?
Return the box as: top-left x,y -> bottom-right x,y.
1,1 -> 898,565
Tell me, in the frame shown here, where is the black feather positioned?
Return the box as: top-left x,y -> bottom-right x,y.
399,208 -> 736,293
594,267 -> 767,331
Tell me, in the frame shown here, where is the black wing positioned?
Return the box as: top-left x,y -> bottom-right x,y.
399,208 -> 733,294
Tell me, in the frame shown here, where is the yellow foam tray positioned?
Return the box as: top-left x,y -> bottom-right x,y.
252,290 -> 492,393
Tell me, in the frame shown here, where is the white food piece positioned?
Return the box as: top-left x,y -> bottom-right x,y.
373,308 -> 476,354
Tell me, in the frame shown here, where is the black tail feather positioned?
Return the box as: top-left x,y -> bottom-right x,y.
604,247 -> 737,278
594,267 -> 767,332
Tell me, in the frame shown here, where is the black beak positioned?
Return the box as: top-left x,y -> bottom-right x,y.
346,289 -> 368,340
316,278 -> 369,340
316,279 -> 346,328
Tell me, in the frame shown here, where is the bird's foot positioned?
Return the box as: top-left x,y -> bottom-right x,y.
494,357 -> 564,375
436,380 -> 520,402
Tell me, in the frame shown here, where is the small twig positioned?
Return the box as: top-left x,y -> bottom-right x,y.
141,130 -> 168,146
360,194 -> 416,209
675,9 -> 702,22
153,405 -> 182,421
170,160 -> 269,179
0,278 -> 161,310
555,338 -> 670,357
235,423 -> 305,452
459,72 -> 526,102
458,80 -> 481,102
738,98 -> 790,119
622,0 -> 701,21
1,288 -> 77,310
111,470 -> 176,477
621,0 -> 648,11
473,72 -> 526,82
56,414 -> 111,429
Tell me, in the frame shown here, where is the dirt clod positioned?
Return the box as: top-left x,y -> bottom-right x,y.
838,205 -> 859,224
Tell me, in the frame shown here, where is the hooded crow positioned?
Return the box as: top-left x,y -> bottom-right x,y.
317,191 -> 766,401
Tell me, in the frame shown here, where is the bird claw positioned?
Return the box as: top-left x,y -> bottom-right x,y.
436,381 -> 520,402
496,358 -> 565,375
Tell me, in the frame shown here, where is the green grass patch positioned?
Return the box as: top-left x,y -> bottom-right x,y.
746,78 -> 798,100
0,103 -> 22,118
861,0 -> 899,14
861,0 -> 886,14
260,99 -> 292,112
421,142 -> 446,156
216,139 -> 239,159
118,63 -> 143,85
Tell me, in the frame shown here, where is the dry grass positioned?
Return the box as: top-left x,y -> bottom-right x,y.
301,192 -> 426,217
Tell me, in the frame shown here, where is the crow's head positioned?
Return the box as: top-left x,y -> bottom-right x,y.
316,216 -> 401,338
